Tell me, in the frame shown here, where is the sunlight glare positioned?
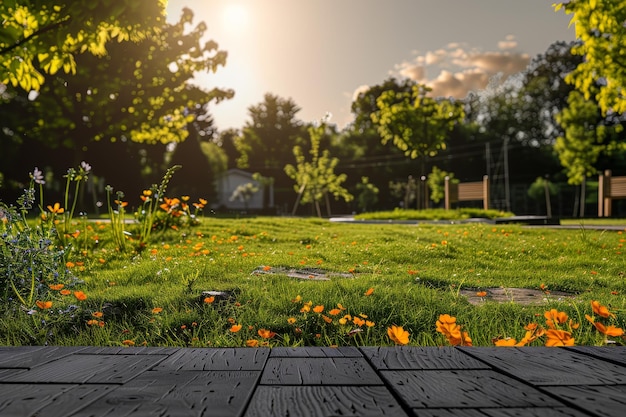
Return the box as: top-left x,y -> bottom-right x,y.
222,4 -> 249,30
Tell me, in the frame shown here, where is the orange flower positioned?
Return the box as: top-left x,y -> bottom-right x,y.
476,291 -> 487,297
591,300 -> 616,319
122,340 -> 135,346
87,319 -> 102,326
313,305 -> 324,313
73,291 -> 87,301
49,284 -> 64,291
230,324 -> 242,333
47,202 -> 64,214
329,308 -> 341,316
287,317 -> 296,325
353,317 -> 366,327
92,311 -> 104,318
246,339 -> 259,347
544,309 -> 568,329
436,314 -> 472,346
60,289 -> 71,296
585,314 -> 624,337
322,315 -> 333,324
545,329 -> 575,347
203,296 -> 215,304
387,325 -> 410,345
364,287 -> 374,296
257,329 -> 276,339
36,300 -> 52,309
262,265 -> 271,271
494,338 -> 518,347
151,307 -> 163,314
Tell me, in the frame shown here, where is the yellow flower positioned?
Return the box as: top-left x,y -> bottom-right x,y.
287,317 -> 296,325
47,202 -> 64,214
387,325 -> 410,345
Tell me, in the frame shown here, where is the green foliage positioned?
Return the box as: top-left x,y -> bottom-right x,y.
554,91 -> 607,185
354,208 -> 513,221
0,178 -> 75,308
285,121 -> 353,216
355,177 -> 379,212
555,0 -> 626,115
0,0 -> 166,91
427,166 -> 456,204
528,177 -> 558,201
371,84 -> 464,159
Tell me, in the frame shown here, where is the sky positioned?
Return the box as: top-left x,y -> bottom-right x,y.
165,0 -> 576,131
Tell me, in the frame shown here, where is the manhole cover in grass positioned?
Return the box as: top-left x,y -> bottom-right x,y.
251,266 -> 353,281
461,288 -> 576,305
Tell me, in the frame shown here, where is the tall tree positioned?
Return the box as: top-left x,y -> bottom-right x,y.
1,8 -> 232,197
371,84 -> 464,160
1,0 -> 166,91
285,121 -> 352,217
555,0 -> 626,115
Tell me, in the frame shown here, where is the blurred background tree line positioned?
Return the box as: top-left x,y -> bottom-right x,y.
1,0 -> 625,217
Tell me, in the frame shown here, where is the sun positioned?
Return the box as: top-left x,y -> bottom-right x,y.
222,3 -> 250,29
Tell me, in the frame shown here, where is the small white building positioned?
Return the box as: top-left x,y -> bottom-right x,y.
213,169 -> 273,210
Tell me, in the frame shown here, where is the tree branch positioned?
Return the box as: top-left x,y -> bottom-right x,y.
0,16 -> 71,56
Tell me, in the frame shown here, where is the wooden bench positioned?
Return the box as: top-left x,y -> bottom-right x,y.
444,175 -> 489,210
598,170 -> 626,217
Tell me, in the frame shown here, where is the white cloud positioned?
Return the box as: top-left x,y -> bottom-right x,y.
390,36 -> 530,99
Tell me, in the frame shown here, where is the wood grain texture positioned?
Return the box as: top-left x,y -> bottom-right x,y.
0,346 -> 87,368
244,386 -> 410,417
70,370 -> 260,417
566,346 -> 626,367
545,385 -> 626,416
361,346 -> 489,370
260,357 -> 382,385
78,346 -> 180,355
416,407 -> 589,417
0,384 -> 114,417
154,348 -> 269,371
270,346 -> 362,358
458,347 -> 626,386
0,354 -> 167,384
380,370 -> 561,409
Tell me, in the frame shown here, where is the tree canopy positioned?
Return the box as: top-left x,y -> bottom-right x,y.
555,0 -> 626,115
371,85 -> 464,160
1,0 -> 166,91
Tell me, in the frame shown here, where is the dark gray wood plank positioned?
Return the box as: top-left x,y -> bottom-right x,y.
380,370 -> 562,409
361,346 -> 490,370
78,346 -> 180,355
0,384 -> 114,417
270,346 -> 362,357
154,348 -> 269,371
260,357 -> 382,385
416,408 -> 589,417
244,386 -> 410,417
459,347 -> 626,385
0,346 -> 87,368
546,385 -> 626,416
0,354 -> 167,384
566,346 -> 626,367
70,370 -> 260,417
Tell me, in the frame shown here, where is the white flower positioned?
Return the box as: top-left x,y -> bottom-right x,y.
31,167 -> 45,184
80,161 -> 92,173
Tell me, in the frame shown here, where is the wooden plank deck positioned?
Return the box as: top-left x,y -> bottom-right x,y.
0,346 -> 624,416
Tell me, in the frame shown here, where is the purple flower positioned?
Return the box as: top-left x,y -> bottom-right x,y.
31,167 -> 45,184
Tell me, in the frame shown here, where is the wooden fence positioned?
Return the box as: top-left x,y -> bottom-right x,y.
444,175 -> 489,210
598,170 -> 626,217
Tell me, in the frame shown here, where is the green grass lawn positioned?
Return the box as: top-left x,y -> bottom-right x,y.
2,217 -> 625,347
